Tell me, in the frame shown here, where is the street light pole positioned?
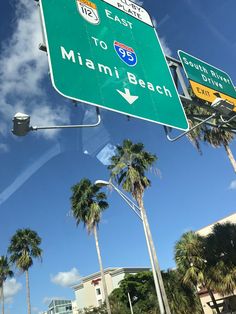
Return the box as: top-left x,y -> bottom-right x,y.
95,180 -> 170,314
127,292 -> 134,314
139,202 -> 171,314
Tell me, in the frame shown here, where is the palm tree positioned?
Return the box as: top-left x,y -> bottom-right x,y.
162,269 -> 203,314
205,222 -> 236,296
70,178 -> 111,314
184,102 -> 207,154
0,256 -> 13,314
8,229 -> 42,314
174,231 -> 220,314
202,126 -> 236,172
185,90 -> 236,172
108,139 -> 171,314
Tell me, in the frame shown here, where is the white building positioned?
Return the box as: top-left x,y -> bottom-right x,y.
73,267 -> 149,310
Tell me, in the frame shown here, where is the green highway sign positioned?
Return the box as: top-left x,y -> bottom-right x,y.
39,0 -> 188,130
178,50 -> 236,109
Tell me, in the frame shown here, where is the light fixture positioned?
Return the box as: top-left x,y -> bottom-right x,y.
211,97 -> 234,117
12,112 -> 32,136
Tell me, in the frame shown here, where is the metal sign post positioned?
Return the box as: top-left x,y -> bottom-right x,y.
39,0 -> 188,130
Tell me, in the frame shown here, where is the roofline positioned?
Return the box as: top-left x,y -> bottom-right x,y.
73,267 -> 117,289
73,267 -> 150,290
195,212 -> 236,233
111,267 -> 150,277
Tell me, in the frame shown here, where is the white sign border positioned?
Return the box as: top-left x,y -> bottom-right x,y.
39,0 -> 189,131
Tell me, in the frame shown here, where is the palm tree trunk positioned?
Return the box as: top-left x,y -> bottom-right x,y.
0,285 -> 4,314
136,194 -> 171,314
208,288 -> 220,314
93,225 -> 111,314
25,270 -> 31,314
224,144 -> 236,173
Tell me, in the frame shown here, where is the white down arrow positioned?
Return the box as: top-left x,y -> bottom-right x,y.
116,88 -> 139,105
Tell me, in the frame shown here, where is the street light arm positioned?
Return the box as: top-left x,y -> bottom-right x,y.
12,107 -> 101,136
164,113 -> 216,142
111,184 -> 142,220
94,180 -> 142,220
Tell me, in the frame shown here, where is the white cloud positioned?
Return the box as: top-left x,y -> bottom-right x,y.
4,278 -> 22,303
30,105 -> 70,139
229,180 -> 236,190
0,0 -> 69,138
0,143 -> 9,153
132,0 -> 143,6
152,17 -> 157,29
159,37 -> 172,56
150,18 -> 172,56
51,268 -> 81,287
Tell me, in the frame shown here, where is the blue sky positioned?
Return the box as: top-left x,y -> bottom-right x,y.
0,0 -> 236,313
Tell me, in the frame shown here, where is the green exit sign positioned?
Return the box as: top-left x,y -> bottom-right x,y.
178,50 -> 236,109
40,0 -> 188,130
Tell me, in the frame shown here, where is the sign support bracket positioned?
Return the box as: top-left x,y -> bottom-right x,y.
219,114 -> 236,126
164,113 -> 217,142
30,106 -> 101,132
166,55 -> 192,101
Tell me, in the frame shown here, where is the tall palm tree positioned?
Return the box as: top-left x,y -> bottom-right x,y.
8,229 -> 42,314
174,231 -> 220,314
0,256 -> 13,314
70,178 -> 111,314
108,139 -> 171,314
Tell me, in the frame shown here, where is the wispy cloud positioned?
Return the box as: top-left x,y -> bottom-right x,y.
229,180 -> 236,190
151,18 -> 172,56
158,14 -> 170,28
0,143 -> 9,153
159,37 -> 172,56
152,17 -> 157,29
0,0 -> 69,139
4,278 -> 22,303
132,0 -> 143,6
182,0 -> 232,48
51,268 -> 81,287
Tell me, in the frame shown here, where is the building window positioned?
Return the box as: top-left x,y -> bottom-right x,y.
98,299 -> 103,306
96,288 -> 101,296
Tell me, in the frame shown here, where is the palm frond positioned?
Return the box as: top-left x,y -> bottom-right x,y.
70,178 -> 109,234
8,229 -> 42,272
107,139 -> 157,200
